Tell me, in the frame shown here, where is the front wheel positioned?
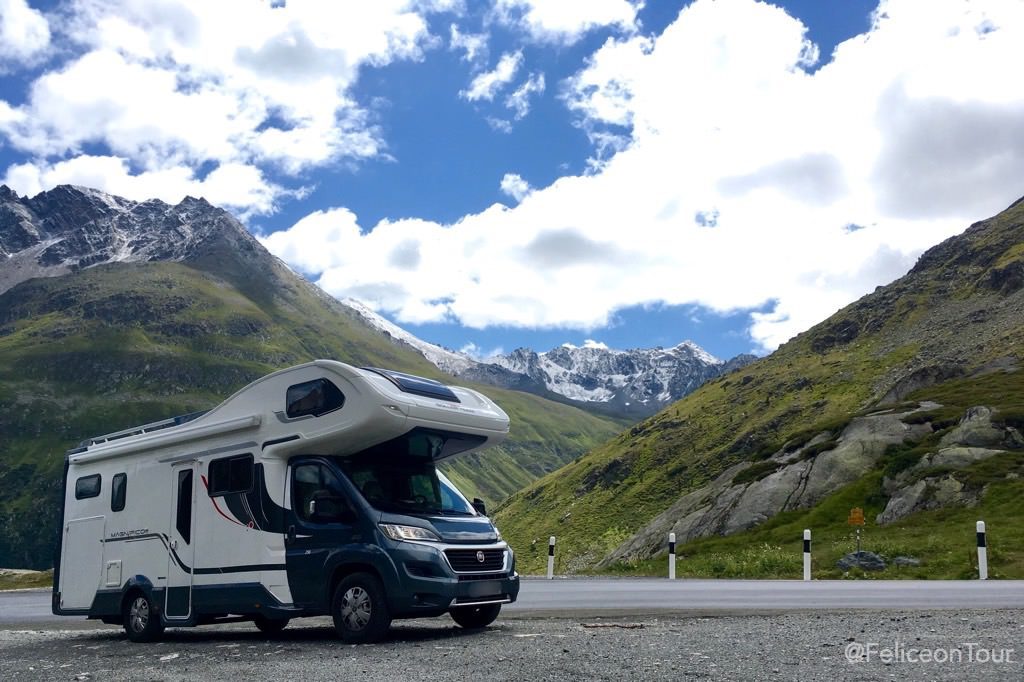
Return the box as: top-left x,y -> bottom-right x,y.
331,573 -> 391,643
123,591 -> 164,642
450,603 -> 501,629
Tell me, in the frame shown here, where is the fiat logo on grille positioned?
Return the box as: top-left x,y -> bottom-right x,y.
476,551 -> 486,563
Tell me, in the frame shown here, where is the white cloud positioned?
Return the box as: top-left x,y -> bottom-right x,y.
0,0 -> 50,66
506,72 -> 545,119
450,23 -> 488,65
492,0 -> 640,44
262,0 -> 1024,353
500,173 -> 532,202
486,116 -> 514,134
460,50 -> 522,101
459,342 -> 505,360
0,0 -> 443,215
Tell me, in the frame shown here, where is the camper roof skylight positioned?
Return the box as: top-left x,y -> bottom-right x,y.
362,367 -> 461,403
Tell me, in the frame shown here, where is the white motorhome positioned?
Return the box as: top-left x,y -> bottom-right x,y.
53,360 -> 519,642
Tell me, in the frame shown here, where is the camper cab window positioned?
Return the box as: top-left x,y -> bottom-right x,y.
75,474 -> 101,500
208,454 -> 253,496
286,378 -> 345,419
336,430 -> 480,516
293,463 -> 354,524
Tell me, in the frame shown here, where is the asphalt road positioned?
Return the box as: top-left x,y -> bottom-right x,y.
512,578 -> 1024,614
3,578 -> 1024,625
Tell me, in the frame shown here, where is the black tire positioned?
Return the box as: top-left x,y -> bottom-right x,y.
450,603 -> 501,630
331,573 -> 391,643
253,615 -> 290,634
123,591 -> 165,643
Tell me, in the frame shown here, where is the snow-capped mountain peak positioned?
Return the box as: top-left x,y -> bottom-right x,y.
339,297 -> 475,375
0,184 -> 247,295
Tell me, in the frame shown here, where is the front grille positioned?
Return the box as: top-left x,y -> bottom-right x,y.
444,548 -> 505,573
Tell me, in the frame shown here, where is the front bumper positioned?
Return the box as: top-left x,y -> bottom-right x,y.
385,540 -> 520,617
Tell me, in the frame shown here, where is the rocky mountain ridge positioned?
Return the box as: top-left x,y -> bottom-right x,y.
0,184 -> 254,295
481,342 -> 756,417
2,184 -> 750,420
343,296 -> 756,418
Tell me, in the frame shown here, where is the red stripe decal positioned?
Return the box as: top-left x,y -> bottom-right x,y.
202,474 -> 244,526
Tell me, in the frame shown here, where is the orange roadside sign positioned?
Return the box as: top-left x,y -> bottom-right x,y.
848,507 -> 866,526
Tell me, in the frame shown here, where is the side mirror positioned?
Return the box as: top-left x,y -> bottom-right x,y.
472,497 -> 487,516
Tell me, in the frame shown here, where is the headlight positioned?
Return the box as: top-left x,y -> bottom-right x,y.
379,523 -> 441,542
494,527 -> 503,541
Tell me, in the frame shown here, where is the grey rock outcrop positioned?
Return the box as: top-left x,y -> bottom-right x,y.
876,405 -> 1022,524
877,474 -> 980,525
601,406 -> 933,566
939,406 -> 1007,449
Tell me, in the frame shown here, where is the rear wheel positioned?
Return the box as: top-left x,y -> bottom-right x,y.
123,591 -> 164,642
253,615 -> 289,634
331,573 -> 391,643
450,603 -> 501,630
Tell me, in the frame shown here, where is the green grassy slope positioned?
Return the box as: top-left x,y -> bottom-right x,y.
0,260 -> 619,568
497,196 -> 1024,575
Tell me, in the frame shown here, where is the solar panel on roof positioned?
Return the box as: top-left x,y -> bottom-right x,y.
362,367 -> 461,403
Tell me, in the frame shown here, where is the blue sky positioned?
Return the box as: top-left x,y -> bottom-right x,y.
2,0 -> 1023,362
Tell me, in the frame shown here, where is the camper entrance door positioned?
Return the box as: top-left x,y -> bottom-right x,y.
166,461 -> 197,620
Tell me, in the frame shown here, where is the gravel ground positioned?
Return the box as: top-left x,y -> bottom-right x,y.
1,610 -> 1021,681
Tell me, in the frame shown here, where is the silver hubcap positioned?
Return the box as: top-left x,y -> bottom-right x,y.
341,586 -> 371,631
129,597 -> 149,633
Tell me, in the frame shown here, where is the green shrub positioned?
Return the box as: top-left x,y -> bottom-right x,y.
733,461 -> 782,485
799,439 -> 839,460
883,442 -> 926,477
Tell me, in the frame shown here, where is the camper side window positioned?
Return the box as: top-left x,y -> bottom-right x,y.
286,378 -> 345,419
208,454 -> 253,496
75,474 -> 101,499
111,473 -> 127,512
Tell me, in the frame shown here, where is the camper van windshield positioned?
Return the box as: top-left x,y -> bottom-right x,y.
335,431 -> 476,516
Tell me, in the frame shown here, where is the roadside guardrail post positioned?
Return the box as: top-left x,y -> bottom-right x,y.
803,529 -> 811,581
669,532 -> 676,580
547,536 -> 556,579
977,521 -> 988,580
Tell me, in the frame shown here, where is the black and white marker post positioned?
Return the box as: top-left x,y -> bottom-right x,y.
669,532 -> 676,580
803,529 -> 811,581
977,521 -> 988,580
547,535 -> 556,580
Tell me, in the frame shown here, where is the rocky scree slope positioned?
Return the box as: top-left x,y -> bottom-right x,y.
495,195 -> 1024,574
0,185 -> 619,568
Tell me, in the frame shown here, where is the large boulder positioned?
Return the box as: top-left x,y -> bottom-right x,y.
939,406 -> 1009,449
837,551 -> 887,571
